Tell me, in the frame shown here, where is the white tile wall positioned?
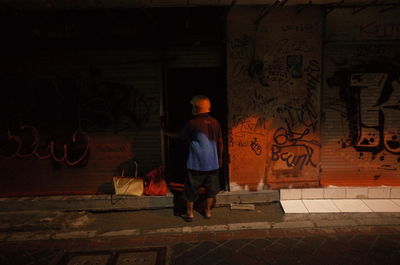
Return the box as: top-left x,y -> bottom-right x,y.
346,188 -> 368,199
324,188 -> 346,199
280,189 -> 302,200
368,188 -> 390,198
391,188 -> 400,199
302,188 -> 324,199
280,187 -> 400,213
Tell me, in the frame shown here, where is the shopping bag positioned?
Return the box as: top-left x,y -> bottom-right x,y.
113,161 -> 143,196
143,165 -> 168,196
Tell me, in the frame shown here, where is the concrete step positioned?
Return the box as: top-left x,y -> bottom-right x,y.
0,190 -> 279,212
280,187 -> 400,213
281,199 -> 400,213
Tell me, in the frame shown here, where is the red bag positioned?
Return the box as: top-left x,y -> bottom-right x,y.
143,165 -> 168,196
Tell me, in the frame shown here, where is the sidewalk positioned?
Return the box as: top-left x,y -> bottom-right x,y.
1,202 -> 400,242
1,200 -> 400,265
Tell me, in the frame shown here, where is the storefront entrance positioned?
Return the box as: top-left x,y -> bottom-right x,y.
164,67 -> 228,191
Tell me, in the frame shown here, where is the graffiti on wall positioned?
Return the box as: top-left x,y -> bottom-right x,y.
228,7 -> 322,188
229,118 -> 266,156
326,6 -> 400,41
0,126 -> 89,167
326,56 -> 400,170
0,68 -> 159,167
272,127 -> 318,169
81,68 -> 159,132
270,58 -> 321,171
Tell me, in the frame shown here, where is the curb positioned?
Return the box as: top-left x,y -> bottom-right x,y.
0,190 -> 279,212
2,212 -> 400,242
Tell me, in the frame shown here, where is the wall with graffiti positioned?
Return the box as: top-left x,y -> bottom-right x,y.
227,6 -> 322,190
321,6 -> 400,186
0,49 -> 162,196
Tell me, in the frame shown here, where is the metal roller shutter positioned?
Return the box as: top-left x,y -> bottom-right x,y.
321,6 -> 400,187
166,45 -> 223,68
0,48 -> 162,196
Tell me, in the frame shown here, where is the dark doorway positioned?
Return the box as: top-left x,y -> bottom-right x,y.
164,67 -> 228,191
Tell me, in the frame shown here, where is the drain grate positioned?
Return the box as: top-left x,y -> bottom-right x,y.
57,247 -> 167,265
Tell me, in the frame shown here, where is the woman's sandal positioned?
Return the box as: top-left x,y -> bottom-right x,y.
182,214 -> 194,222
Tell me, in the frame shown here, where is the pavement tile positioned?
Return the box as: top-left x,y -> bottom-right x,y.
106,236 -> 145,248
59,238 -> 94,252
273,220 -> 314,229
239,243 -> 265,258
172,254 -> 193,265
191,245 -> 233,265
250,238 -> 277,250
198,232 -> 216,241
315,219 -> 358,228
180,233 -> 199,243
144,234 -> 166,246
303,199 -> 340,213
371,226 -> 399,235
174,241 -> 219,264
228,222 -> 270,231
263,240 -> 291,254
280,200 -> 308,213
332,199 -> 372,212
191,225 -> 228,233
215,232 -> 232,241
362,199 -> 400,212
353,226 -> 380,235
276,237 -> 302,249
53,230 -> 96,240
227,252 -> 264,265
319,228 -> 339,235
171,242 -> 193,258
164,234 -> 182,244
393,199 -> 400,207
220,238 -> 251,252
299,228 -> 326,236
97,229 -> 140,237
318,237 -> 348,255
294,236 -> 325,254
230,230 -> 267,239
334,227 -> 361,235
370,236 -> 400,256
281,228 -> 307,238
263,248 -> 300,264
391,251 -> 400,262
267,228 -> 288,238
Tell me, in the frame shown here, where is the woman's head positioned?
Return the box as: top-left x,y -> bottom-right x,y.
190,95 -> 211,115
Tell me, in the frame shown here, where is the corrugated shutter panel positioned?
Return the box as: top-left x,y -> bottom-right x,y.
0,48 -> 162,196
68,48 -> 163,184
321,6 -> 400,187
321,42 -> 400,186
166,46 -> 222,68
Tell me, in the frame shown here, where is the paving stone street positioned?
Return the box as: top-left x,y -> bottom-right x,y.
1,226 -> 400,265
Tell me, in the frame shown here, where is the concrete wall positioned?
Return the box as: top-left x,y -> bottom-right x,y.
227,6 -> 322,190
